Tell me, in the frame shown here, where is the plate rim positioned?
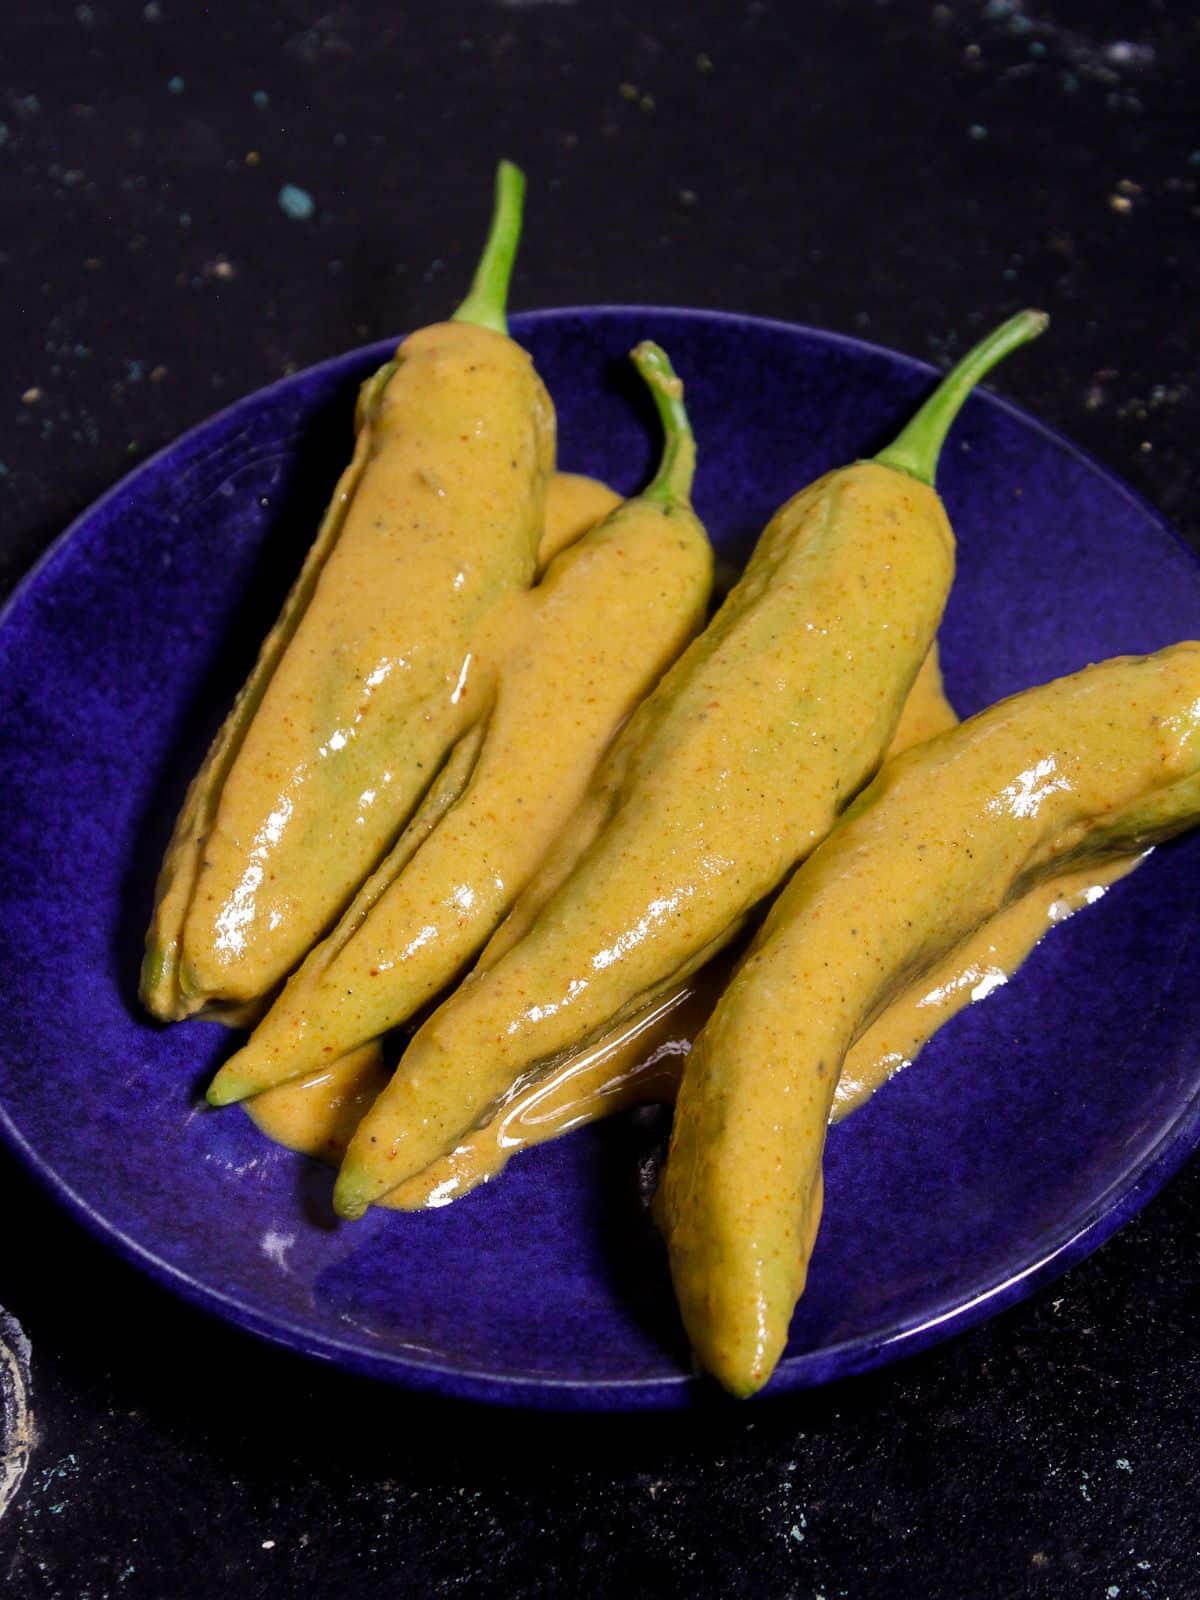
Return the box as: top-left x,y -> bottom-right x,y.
5,302 -> 1194,651
2,1076 -> 1197,1410
1,304 -> 1197,1409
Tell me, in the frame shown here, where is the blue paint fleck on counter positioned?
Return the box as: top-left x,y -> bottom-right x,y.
278,183 -> 315,221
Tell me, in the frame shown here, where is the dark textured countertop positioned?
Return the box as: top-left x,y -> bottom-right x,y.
1,3 -> 1197,1595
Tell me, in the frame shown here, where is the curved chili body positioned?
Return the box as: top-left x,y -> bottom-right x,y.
141,161 -> 550,1021
659,643 -> 1200,1396
145,324 -> 553,1018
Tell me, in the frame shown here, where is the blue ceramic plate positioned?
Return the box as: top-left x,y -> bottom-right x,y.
1,309 -> 1198,1409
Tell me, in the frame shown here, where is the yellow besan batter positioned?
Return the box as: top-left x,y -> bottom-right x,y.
209,354 -> 713,1110
660,645 -> 1200,1395
537,473 -> 622,568
148,322 -> 555,1016
247,849 -> 1139,1204
247,621 -> 1141,1209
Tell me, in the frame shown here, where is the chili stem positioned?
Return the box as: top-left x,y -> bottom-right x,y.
875,309 -> 1048,486
451,160 -> 526,336
632,341 -> 697,506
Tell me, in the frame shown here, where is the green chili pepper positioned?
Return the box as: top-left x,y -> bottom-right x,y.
660,642 -> 1200,1395
142,161 -> 556,1021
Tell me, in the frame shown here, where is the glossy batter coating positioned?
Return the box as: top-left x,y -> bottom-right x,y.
660,643 -> 1200,1395
208,345 -> 713,1102
142,162 -> 553,1018
244,645 -> 959,1184
333,314 -> 1047,1218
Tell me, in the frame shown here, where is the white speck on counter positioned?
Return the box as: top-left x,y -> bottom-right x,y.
1106,41 -> 1154,68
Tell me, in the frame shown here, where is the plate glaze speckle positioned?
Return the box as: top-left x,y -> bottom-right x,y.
1,308 -> 1199,1409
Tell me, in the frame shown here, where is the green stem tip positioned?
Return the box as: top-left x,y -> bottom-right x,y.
875,308 -> 1049,487
631,340 -> 697,506
451,159 -> 526,336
